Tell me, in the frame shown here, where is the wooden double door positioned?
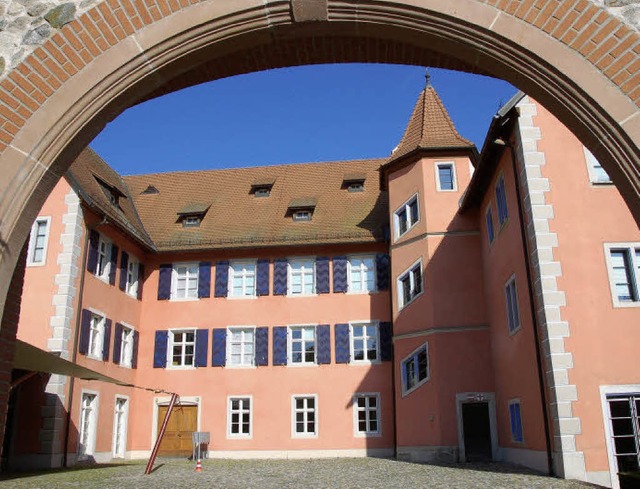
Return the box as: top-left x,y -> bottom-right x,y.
157,405 -> 198,457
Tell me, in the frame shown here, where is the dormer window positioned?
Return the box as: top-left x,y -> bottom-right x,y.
342,173 -> 366,193
293,211 -> 312,222
183,216 -> 201,228
93,174 -> 125,208
348,182 -> 364,193
255,187 -> 271,198
287,197 -> 317,222
177,203 -> 210,228
251,178 -> 275,198
141,185 -> 160,195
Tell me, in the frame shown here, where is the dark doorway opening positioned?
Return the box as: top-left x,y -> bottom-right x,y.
462,402 -> 492,462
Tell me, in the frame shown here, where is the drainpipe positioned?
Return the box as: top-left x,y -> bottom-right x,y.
493,137 -> 554,476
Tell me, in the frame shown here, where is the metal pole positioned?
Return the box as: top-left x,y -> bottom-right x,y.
145,393 -> 178,475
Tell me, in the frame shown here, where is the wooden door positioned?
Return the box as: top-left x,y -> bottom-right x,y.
156,405 -> 197,457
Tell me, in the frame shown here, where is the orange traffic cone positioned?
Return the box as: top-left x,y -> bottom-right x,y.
195,459 -> 203,472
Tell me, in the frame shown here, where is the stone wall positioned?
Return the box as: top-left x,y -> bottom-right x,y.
0,0 -> 639,81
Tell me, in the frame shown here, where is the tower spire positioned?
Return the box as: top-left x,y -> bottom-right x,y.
425,68 -> 431,87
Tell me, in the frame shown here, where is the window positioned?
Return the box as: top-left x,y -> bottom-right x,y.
606,394 -> 640,473
172,263 -> 199,299
289,326 -> 316,365
584,146 -> 612,184
394,194 -> 419,238
292,395 -> 317,437
125,256 -> 139,297
401,343 -> 429,395
605,245 -> 640,306
288,259 -> 315,296
254,187 -> 271,197
350,322 -> 379,363
120,325 -> 134,367
227,327 -> 255,367
169,329 -> 195,367
113,397 -> 128,458
27,217 -> 50,266
354,393 -> 381,436
398,260 -> 423,309
495,175 -> 509,226
505,275 -> 521,334
183,216 -> 201,227
228,397 -> 252,438
88,313 -> 105,360
292,210 -> 312,221
485,206 -> 495,244
230,261 -> 256,297
347,182 -> 364,193
436,162 -> 456,191
79,392 -> 98,458
348,256 -> 376,293
96,236 -> 112,281
509,399 -> 524,443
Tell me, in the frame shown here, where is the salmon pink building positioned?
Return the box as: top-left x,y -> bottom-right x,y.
6,83 -> 640,489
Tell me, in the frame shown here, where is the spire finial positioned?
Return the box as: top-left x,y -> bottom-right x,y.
425,68 -> 431,87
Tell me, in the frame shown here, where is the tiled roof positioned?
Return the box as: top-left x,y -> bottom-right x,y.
66,148 -> 155,249
123,159 -> 388,251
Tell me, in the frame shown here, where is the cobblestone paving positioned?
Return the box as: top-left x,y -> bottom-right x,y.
0,458 -> 600,489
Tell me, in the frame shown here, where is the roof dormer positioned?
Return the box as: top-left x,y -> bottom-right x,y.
286,197 -> 317,222
342,173 -> 366,193
177,203 -> 210,228
250,178 -> 275,198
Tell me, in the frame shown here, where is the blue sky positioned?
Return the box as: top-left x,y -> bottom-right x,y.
90,64 -> 517,176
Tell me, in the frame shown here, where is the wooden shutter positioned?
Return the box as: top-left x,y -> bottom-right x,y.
334,323 -> 350,364
119,251 -> 129,291
153,330 -> 168,368
137,263 -> 145,300
273,259 -> 288,295
108,245 -> 119,285
211,328 -> 227,367
78,309 -> 92,355
256,259 -> 270,296
112,322 -> 123,364
132,331 -> 139,369
195,329 -> 209,367
380,321 -> 393,361
86,230 -> 99,274
214,261 -> 229,298
376,254 -> 391,291
255,327 -> 268,366
316,324 -> 331,364
198,262 -> 212,298
102,318 -> 112,361
315,257 -> 330,294
272,326 -> 287,365
157,264 -> 172,300
332,256 -> 348,293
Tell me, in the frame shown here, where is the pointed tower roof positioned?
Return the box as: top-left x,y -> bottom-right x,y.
385,83 -> 475,167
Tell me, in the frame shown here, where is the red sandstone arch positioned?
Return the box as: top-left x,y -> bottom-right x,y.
0,0 -> 638,322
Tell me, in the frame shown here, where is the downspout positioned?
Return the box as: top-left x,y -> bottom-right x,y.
495,137 -> 554,476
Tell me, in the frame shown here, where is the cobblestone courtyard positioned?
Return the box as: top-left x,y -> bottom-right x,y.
0,458 -> 599,488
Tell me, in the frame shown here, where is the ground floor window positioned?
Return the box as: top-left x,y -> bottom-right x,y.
354,393 -> 380,436
228,397 -> 252,438
292,395 -> 317,437
607,394 -> 640,473
79,393 -> 98,458
113,397 -> 128,458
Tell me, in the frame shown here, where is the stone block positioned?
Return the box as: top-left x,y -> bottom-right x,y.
45,4 -> 77,28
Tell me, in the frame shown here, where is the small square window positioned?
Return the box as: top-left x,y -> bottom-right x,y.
353,393 -> 381,436
292,395 -> 317,437
288,326 -> 316,365
436,162 -> 456,191
348,182 -> 364,193
182,216 -> 201,227
398,260 -> 423,309
394,194 -> 419,239
228,397 -> 252,438
254,187 -> 271,197
509,399 -> 524,443
401,343 -> 429,396
350,323 -> 379,363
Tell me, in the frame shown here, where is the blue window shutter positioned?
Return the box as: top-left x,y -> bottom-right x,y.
137,263 -> 145,300
195,329 -> 209,367
256,259 -> 270,296
273,259 -> 288,295
272,326 -> 287,365
153,330 -> 168,368
316,324 -> 331,364
211,329 -> 227,367
509,404 -> 516,439
157,264 -> 172,300
78,309 -> 91,355
198,262 -> 212,298
333,256 -> 348,293
334,324 -> 350,364
131,331 -> 139,369
214,261 -> 229,298
109,245 -> 119,285
401,361 -> 408,390
87,230 -> 99,274
380,322 -> 393,361
112,322 -> 123,364
102,318 -> 112,361
316,257 -> 330,294
255,327 -> 269,366
119,251 -> 129,291
376,254 -> 390,291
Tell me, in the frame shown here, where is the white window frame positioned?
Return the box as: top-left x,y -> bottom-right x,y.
119,322 -> 135,368
508,398 -> 525,443
167,328 -> 196,369
485,204 -> 495,245
112,395 -> 129,458
125,255 -> 139,297
394,193 -> 420,240
26,216 -> 51,266
435,161 -> 457,191
495,174 -> 509,227
401,342 -> 429,397
347,255 -> 377,294
288,325 -> 317,366
291,394 -> 318,438
227,396 -> 253,439
584,146 -> 612,184
96,235 -> 112,282
287,258 -> 316,296
292,210 -> 312,221
397,259 -> 423,310
353,393 -> 381,437
604,243 -> 640,308
229,260 -> 257,298
87,310 -> 106,361
171,262 -> 199,300
226,326 -> 256,368
505,274 -> 521,335
349,321 -> 380,364
78,390 -> 99,459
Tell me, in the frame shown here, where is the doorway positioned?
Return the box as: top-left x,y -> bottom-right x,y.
156,404 -> 198,457
462,402 -> 492,462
